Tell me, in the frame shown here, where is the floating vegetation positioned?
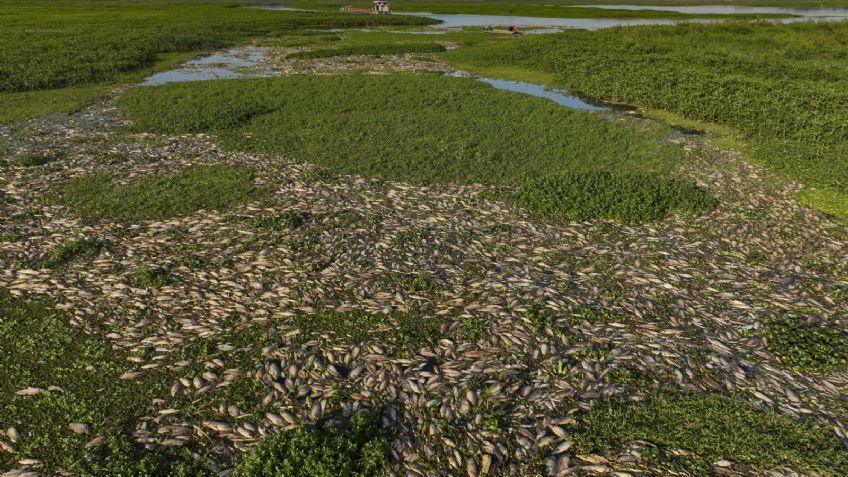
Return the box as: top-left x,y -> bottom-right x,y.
765,317 -> 848,374
58,165 -> 264,222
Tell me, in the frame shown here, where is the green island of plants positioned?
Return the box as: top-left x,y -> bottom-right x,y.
118,74 -> 716,222
444,21 -> 848,218
574,392 -> 848,475
764,316 -> 848,374
57,164 -> 265,222
516,171 -> 718,222
233,411 -> 391,477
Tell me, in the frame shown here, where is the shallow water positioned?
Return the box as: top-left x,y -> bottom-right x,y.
573,4 -> 848,18
477,78 -> 611,111
395,12 -> 685,29
142,47 -> 268,86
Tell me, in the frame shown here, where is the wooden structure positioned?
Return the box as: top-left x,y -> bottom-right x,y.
340,1 -> 390,15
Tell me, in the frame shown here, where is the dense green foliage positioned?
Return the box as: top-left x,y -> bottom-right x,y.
252,211 -> 309,230
120,75 -> 681,175
11,153 -> 57,167
574,393 -> 848,475
288,42 -> 446,59
57,164 -> 265,222
765,317 -> 848,373
0,289 -> 215,475
516,171 -> 717,222
445,21 -> 848,205
0,0 -> 435,94
37,237 -> 103,269
234,412 -> 390,477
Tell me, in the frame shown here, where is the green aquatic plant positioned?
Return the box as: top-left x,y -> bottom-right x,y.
444,21 -> 848,215
58,164 -> 264,222
574,392 -> 848,475
764,316 -> 848,373
234,411 -> 391,477
515,171 -> 717,223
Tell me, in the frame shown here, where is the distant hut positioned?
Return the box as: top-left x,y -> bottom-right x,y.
340,1 -> 391,15
373,1 -> 390,14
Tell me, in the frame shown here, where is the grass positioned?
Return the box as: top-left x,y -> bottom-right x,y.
57,164 -> 265,222
129,265 -> 172,288
0,0 -> 436,123
796,189 -> 848,221
12,153 -> 57,168
37,237 -> 103,269
0,288 -> 214,475
574,392 -> 848,475
515,171 -> 718,222
234,411 -> 388,476
252,211 -> 309,230
233,411 -> 390,477
0,51 -> 195,125
764,316 -> 848,373
443,21 -> 848,217
118,74 -> 711,222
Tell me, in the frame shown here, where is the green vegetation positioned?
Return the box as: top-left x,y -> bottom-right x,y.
129,265 -> 172,288
118,75 -> 680,181
119,75 -> 711,221
252,211 -> 309,230
38,237 -> 103,269
232,411 -> 388,476
12,153 -> 57,168
515,171 -> 717,222
0,288 -> 214,475
764,317 -> 848,373
288,42 -> 446,59
0,51 -> 195,125
0,0 -> 435,123
574,393 -> 848,475
444,21 -> 848,217
57,164 -> 265,222
234,411 -> 390,477
796,189 -> 848,221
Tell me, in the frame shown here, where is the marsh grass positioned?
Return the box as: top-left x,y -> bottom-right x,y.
0,289 -> 214,475
118,75 -> 710,221
515,171 -> 718,222
38,237 -> 103,269
233,411 -> 390,477
118,75 -> 681,183
444,22 -> 848,210
764,317 -> 848,373
57,164 -> 265,222
12,153 -> 58,168
0,1 -> 436,95
252,211 -> 310,231
0,1 -> 436,123
575,392 -> 848,475
129,265 -> 172,288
